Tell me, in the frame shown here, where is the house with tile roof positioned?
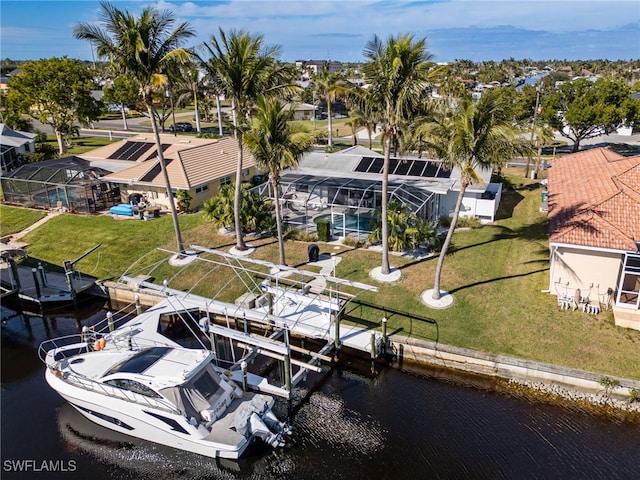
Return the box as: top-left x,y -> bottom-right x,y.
547,147 -> 640,330
80,134 -> 258,211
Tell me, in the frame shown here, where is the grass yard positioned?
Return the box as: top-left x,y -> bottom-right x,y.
4,170 -> 640,379
0,205 -> 47,236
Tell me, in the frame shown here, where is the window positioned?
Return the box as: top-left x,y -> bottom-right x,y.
617,253 -> 640,309
195,185 -> 209,195
104,378 -> 161,398
221,176 -> 231,186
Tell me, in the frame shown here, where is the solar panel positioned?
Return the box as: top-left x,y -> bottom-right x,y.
109,141 -> 154,161
139,158 -> 172,182
408,160 -> 427,177
353,155 -> 451,179
354,157 -> 373,172
393,159 -> 412,176
422,162 -> 441,178
144,144 -> 170,161
367,157 -> 384,173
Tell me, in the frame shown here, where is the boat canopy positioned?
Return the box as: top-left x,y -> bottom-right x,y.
159,363 -> 228,421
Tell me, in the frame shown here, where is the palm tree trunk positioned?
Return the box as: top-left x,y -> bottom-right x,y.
380,131 -> 391,275
231,99 -> 246,250
121,104 -> 129,130
148,104 -> 185,254
327,100 -> 333,148
193,89 -> 201,133
272,176 -> 286,266
432,182 -> 467,300
216,95 -> 223,136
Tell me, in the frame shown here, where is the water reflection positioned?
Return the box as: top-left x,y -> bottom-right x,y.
2,303 -> 639,480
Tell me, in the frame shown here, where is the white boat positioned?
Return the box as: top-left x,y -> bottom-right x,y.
39,330 -> 290,459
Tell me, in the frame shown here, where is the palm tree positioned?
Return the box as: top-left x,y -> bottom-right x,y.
244,95 -> 314,266
74,1 -> 194,254
362,34 -> 433,275
168,60 -> 207,133
310,63 -> 351,149
419,90 -> 531,300
199,29 -> 296,251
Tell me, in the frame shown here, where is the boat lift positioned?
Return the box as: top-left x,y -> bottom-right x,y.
113,245 -> 385,400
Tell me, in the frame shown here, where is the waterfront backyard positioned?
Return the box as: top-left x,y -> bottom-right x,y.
2,169 -> 639,380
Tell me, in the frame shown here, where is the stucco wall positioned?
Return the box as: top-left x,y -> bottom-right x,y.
549,246 -> 621,299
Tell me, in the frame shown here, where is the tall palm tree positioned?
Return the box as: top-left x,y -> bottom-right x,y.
74,1 -> 194,254
310,63 -> 351,149
362,34 -> 433,275
168,60 -> 206,133
419,90 -> 531,300
244,95 -> 314,266
199,29 -> 296,251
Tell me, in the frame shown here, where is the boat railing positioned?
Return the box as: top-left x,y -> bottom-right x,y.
38,334 -> 92,364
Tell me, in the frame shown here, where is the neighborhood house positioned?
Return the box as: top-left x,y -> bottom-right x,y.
547,147 -> 640,331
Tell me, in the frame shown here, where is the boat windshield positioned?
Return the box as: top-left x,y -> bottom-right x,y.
103,347 -> 171,376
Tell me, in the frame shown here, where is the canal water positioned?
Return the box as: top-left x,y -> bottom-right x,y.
2,302 -> 639,480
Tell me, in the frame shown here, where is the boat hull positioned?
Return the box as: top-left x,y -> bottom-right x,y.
45,369 -> 249,459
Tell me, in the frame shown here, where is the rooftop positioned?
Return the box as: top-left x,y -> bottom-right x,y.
548,147 -> 640,252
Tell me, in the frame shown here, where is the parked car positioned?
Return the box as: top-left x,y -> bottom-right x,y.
168,122 -> 193,132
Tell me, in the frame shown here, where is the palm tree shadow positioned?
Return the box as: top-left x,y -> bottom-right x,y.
449,267 -> 549,294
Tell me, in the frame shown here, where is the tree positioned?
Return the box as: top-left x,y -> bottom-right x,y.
310,63 -> 352,149
541,78 -> 640,152
244,95 -> 314,265
362,34 -> 433,275
102,76 -> 139,130
168,60 -> 207,133
74,0 -> 195,254
368,200 -> 438,252
199,28 -> 297,251
6,57 -> 101,154
419,91 -> 530,300
201,183 -> 272,234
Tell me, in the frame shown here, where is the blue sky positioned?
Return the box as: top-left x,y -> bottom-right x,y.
1,1 -> 639,62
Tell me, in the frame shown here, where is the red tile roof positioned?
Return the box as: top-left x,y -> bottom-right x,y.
548,148 -> 640,252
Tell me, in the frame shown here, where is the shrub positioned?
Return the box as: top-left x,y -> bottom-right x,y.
289,230 -> 317,242
342,236 -> 364,248
456,216 -> 481,229
438,215 -> 451,228
316,219 -> 331,242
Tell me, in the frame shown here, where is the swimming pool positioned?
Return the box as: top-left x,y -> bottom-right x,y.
314,213 -> 375,234
33,189 -> 82,207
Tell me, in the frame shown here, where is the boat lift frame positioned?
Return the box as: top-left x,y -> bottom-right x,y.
114,246 -> 382,400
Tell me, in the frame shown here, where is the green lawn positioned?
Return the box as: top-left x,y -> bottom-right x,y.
3,171 -> 639,379
0,205 -> 47,236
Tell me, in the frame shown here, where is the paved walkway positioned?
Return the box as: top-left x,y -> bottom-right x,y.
0,210 -> 62,254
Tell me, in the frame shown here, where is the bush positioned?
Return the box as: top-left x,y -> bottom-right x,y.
438,215 -> 451,228
316,219 -> 331,242
289,230 -> 317,242
456,216 -> 481,229
342,236 -> 364,248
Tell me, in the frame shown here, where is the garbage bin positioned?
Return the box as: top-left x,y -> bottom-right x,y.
308,244 -> 319,262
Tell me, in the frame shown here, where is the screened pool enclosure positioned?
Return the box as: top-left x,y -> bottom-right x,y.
1,157 -> 120,214
255,173 -> 438,240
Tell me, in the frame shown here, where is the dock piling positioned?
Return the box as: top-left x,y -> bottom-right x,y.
38,263 -> 47,287
135,294 -> 143,315
31,268 -> 42,299
107,311 -> 114,332
241,360 -> 248,392
370,331 -> 377,375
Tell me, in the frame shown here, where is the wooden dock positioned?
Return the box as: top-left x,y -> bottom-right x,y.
0,259 -> 96,306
